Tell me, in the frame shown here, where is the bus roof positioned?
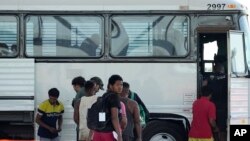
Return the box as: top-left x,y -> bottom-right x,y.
0,0 -> 247,11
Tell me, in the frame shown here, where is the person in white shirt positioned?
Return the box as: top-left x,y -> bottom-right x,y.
74,80 -> 97,141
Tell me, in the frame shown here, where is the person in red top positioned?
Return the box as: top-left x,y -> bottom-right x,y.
189,86 -> 219,141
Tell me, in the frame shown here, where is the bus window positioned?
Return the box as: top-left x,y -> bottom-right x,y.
203,41 -> 218,72
239,15 -> 250,71
110,15 -> 189,57
199,33 -> 227,74
25,15 -> 104,57
198,16 -> 233,26
229,31 -> 247,75
0,16 -> 18,57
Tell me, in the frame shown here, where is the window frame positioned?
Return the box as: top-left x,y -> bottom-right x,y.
239,15 -> 250,72
24,14 -> 105,58
109,14 -> 190,58
0,14 -> 19,58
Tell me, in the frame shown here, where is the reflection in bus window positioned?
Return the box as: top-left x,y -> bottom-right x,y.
239,15 -> 250,70
111,15 -> 189,57
25,15 -> 103,57
0,16 -> 18,57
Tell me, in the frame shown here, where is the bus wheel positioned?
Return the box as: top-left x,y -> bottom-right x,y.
143,121 -> 184,141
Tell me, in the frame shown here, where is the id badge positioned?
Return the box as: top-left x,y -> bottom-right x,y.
99,112 -> 106,122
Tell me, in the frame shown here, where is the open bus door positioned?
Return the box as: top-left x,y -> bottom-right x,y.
228,30 -> 249,139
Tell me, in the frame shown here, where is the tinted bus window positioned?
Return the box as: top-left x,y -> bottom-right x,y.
110,15 -> 189,57
25,15 -> 104,57
0,16 -> 18,57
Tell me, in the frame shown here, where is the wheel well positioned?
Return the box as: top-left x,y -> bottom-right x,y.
148,113 -> 190,139
143,120 -> 187,141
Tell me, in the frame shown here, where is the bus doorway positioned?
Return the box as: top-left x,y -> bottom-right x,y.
198,33 -> 228,141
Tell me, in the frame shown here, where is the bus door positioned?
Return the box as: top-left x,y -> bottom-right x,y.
199,30 -> 249,141
198,30 -> 229,140
228,31 -> 249,128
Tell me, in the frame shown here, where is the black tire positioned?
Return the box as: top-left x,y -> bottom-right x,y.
143,120 -> 185,141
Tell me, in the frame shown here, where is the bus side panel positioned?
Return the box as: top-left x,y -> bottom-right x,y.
230,77 -> 249,124
249,78 -> 250,123
35,63 -> 197,140
0,59 -> 34,111
0,59 -> 35,139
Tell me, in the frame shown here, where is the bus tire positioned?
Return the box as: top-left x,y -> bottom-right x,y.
143,120 -> 185,141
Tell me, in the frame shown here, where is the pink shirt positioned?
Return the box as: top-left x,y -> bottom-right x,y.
119,101 -> 126,131
120,101 -> 126,116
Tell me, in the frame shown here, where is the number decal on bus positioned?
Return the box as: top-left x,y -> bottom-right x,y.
207,4 -> 226,10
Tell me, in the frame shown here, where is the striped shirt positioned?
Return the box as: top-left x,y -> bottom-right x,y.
37,99 -> 64,139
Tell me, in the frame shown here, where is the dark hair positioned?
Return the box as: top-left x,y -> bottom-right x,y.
123,82 -> 130,88
214,63 -> 225,73
108,74 -> 123,86
85,80 -> 95,92
90,76 -> 104,90
214,55 -> 226,64
201,86 -> 213,97
72,76 -> 86,87
48,88 -> 60,98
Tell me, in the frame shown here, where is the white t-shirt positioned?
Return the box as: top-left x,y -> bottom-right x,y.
79,95 -> 97,139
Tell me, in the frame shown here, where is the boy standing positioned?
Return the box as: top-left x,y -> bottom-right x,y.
36,88 -> 64,141
189,86 -> 218,141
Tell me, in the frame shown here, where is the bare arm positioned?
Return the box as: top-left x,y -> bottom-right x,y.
57,115 -> 63,132
73,100 -> 80,125
35,113 -> 57,133
87,130 -> 93,141
133,102 -> 142,141
202,79 -> 208,86
209,118 -> 219,132
111,107 -> 123,141
120,114 -> 127,131
209,104 -> 219,132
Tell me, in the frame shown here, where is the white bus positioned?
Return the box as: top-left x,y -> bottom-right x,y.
0,0 -> 249,140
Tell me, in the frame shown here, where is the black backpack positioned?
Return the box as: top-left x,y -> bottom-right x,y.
87,94 -> 110,131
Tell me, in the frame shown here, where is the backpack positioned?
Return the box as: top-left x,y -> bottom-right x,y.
87,94 -> 110,131
130,92 -> 146,126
